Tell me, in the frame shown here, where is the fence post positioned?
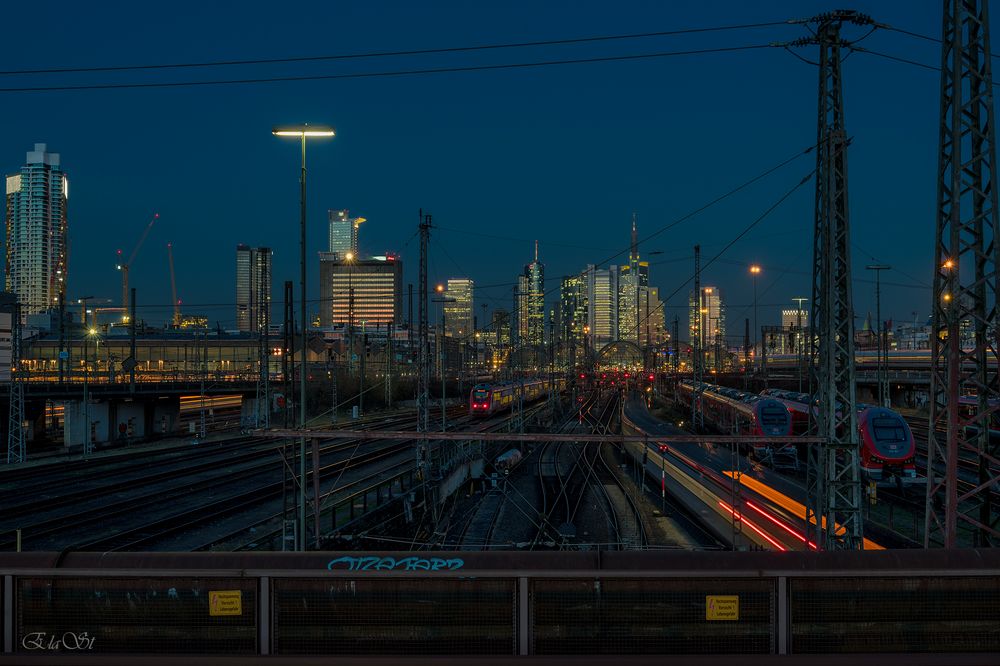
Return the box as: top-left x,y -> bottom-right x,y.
3,575 -> 13,653
777,576 -> 788,655
259,576 -> 270,655
518,577 -> 529,655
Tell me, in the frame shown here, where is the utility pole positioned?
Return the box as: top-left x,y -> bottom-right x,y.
927,0 -> 1000,548
672,316 -> 679,373
796,10 -> 870,550
417,211 -> 431,433
256,257 -> 271,428
692,245 -> 704,430
866,264 -> 891,407
6,303 -> 25,464
283,281 -> 293,429
58,291 -> 65,385
743,318 -> 750,389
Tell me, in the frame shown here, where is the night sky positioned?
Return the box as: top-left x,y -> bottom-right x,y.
0,1 -> 952,338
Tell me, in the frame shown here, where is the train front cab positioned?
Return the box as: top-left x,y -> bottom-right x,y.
858,407 -> 918,485
750,398 -> 798,470
470,384 -> 492,416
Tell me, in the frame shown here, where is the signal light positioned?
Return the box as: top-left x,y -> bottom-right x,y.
659,445 -> 668,452
648,374 -> 655,382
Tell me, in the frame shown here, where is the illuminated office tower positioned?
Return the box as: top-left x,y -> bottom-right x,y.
524,242 -> 545,345
587,264 -> 619,349
688,285 -> 725,370
235,245 -> 272,332
328,209 -> 365,258
444,278 -> 474,338
319,253 -> 402,328
5,144 -> 68,314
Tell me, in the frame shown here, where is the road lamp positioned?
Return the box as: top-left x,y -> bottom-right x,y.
272,123 -> 335,552
749,265 -> 761,371
83,326 -> 98,456
345,251 -> 356,377
866,264 -> 891,407
792,297 -> 808,393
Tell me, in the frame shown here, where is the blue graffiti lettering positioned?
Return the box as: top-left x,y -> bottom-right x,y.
327,555 -> 464,571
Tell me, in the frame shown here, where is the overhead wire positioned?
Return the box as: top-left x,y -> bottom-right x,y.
0,44 -> 776,93
0,21 -> 795,76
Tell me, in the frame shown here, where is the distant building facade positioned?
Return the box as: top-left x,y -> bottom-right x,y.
235,245 -> 272,333
5,144 -> 69,314
689,285 -> 725,370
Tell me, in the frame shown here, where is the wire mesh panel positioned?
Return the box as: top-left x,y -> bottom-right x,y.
790,576 -> 1000,653
272,577 -> 516,655
17,577 -> 256,654
531,578 -> 774,654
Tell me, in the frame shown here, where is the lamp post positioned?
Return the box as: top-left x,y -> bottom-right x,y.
76,296 -> 94,455
866,264 -> 891,407
792,297 -> 808,393
749,265 -> 761,371
345,251 -> 355,377
272,123 -> 335,552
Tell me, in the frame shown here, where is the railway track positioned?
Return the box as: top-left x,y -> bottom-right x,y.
0,407 -> 468,551
182,407 -> 532,550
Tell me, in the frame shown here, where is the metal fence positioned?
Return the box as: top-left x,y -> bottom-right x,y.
2,552 -> 1000,657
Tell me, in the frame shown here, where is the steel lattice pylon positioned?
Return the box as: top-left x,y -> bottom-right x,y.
803,12 -> 867,550
926,0 -> 1000,548
6,303 -> 25,465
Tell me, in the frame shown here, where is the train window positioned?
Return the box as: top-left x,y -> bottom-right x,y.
872,417 -> 907,442
472,389 -> 489,400
760,406 -> 787,426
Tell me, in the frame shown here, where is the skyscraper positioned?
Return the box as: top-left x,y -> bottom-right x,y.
235,245 -> 272,332
444,278 -> 474,338
560,273 -> 588,355
328,209 -> 365,258
587,264 -> 619,350
5,144 -> 68,314
524,242 -> 545,346
689,285 -> 725,370
618,214 -> 649,345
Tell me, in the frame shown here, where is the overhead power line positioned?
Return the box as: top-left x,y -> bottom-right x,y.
0,21 -> 794,77
0,44 -> 774,93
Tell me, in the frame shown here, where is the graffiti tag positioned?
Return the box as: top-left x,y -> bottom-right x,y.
327,556 -> 464,572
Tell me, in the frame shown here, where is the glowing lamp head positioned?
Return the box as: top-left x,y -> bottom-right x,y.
88,328 -> 97,335
750,264 -> 761,275
272,124 -> 336,138
344,251 -> 354,261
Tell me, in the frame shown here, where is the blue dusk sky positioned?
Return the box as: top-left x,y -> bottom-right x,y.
0,1 -> 958,336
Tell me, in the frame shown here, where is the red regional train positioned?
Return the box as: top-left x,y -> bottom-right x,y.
469,377 -> 565,417
761,389 -> 918,484
678,381 -> 797,469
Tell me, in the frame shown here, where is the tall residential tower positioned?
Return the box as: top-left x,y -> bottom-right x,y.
5,144 -> 68,314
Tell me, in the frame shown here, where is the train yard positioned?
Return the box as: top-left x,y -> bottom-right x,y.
1,374 -> 994,554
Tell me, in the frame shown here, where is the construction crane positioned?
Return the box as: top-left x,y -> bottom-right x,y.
116,213 -> 158,322
167,242 -> 181,327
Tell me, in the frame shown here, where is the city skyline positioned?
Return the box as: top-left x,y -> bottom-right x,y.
0,1 -> 952,334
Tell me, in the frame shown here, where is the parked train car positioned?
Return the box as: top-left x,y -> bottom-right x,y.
760,390 -> 918,485
469,377 -> 566,416
857,406 -> 918,483
677,381 -> 797,469
494,449 -> 523,474
760,388 -> 813,436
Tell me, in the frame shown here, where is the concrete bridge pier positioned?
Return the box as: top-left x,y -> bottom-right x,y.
62,396 -> 180,450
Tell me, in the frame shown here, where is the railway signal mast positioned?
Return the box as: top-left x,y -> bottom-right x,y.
926,0 -> 1000,547
793,10 -> 875,549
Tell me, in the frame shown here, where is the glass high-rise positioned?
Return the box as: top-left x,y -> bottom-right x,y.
587,264 -> 619,350
236,245 -> 272,332
5,144 -> 68,314
328,209 -> 365,258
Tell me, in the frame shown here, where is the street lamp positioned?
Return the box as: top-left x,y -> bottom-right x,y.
749,265 -> 761,371
866,264 -> 892,407
83,326 -> 98,456
792,297 -> 808,393
272,123 -> 335,552
432,292 -> 456,430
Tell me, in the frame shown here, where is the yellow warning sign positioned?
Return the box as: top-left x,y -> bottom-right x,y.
209,590 -> 243,616
706,595 -> 739,621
